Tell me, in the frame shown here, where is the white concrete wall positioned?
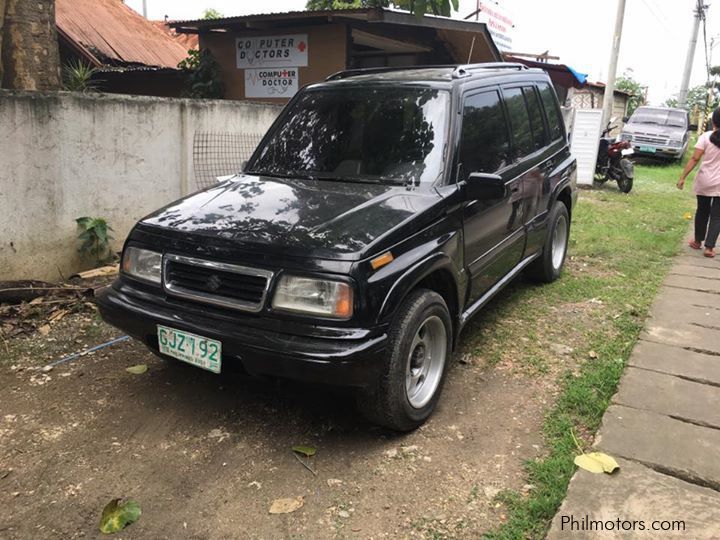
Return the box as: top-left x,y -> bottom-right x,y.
0,90 -> 281,281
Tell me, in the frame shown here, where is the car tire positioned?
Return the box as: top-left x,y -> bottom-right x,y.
526,201 -> 570,283
356,289 -> 452,432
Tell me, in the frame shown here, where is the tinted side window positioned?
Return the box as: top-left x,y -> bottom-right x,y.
503,87 -> 534,159
459,90 -> 511,177
538,82 -> 564,140
523,86 -> 547,150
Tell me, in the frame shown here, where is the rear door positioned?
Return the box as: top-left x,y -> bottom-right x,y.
500,84 -> 556,257
459,88 -> 525,303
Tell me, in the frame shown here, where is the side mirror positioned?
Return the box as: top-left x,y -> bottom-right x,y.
464,172 -> 507,201
622,116 -> 629,123
240,160 -> 248,172
689,124 -> 698,131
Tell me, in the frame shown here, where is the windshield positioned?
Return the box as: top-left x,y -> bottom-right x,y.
249,87 -> 449,186
629,109 -> 687,128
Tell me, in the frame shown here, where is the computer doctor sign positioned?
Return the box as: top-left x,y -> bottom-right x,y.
238,34 -> 308,99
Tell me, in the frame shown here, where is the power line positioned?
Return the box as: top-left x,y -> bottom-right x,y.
639,0 -> 678,37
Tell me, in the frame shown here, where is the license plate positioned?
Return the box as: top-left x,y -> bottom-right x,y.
621,148 -> 634,156
157,325 -> 221,373
639,145 -> 656,153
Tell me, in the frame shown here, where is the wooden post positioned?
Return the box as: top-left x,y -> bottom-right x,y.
0,0 -> 6,85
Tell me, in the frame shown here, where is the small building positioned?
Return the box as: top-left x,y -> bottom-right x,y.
568,82 -> 632,135
504,55 -> 587,106
56,0 -> 193,97
170,7 -> 501,103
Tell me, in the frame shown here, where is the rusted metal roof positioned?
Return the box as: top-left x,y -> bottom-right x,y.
152,21 -> 199,53
56,0 -> 189,68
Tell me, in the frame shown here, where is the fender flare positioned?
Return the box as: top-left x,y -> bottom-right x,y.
376,252 -> 460,324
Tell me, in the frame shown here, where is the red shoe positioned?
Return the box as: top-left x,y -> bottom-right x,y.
689,239 -> 702,249
704,248 -> 716,258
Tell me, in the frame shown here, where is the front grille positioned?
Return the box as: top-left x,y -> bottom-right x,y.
634,134 -> 668,146
163,254 -> 273,312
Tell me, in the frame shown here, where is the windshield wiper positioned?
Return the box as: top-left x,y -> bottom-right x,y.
247,170 -> 318,181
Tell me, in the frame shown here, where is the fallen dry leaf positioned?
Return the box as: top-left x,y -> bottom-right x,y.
38,325 -> 51,336
269,496 -> 304,514
49,309 -> 68,323
125,365 -> 147,375
292,445 -> 316,457
574,452 -> 620,474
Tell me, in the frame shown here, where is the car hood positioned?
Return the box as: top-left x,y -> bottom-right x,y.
139,174 -> 442,260
623,123 -> 686,138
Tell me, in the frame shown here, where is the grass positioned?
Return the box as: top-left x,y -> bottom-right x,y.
477,156 -> 696,539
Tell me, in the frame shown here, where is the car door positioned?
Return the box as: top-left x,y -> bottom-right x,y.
525,81 -> 569,255
458,88 -> 525,304
500,85 -> 554,258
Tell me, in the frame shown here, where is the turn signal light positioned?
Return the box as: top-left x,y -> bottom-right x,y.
371,252 -> 394,270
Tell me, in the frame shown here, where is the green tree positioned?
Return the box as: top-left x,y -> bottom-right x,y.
305,0 -> 458,16
202,8 -> 223,19
615,69 -> 644,117
178,49 -> 224,99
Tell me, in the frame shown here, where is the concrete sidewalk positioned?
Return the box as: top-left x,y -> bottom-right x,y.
548,244 -> 720,539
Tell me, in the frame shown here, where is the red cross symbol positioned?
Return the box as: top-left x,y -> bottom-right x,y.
297,41 -> 307,53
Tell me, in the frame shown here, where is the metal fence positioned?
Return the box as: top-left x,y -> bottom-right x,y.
193,132 -> 264,189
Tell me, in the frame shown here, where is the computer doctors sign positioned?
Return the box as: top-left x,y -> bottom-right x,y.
237,34 -> 307,98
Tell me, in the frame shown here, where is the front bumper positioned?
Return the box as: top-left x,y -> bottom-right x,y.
96,283 -> 387,387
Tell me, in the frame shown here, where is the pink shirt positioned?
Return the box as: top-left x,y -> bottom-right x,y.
694,131 -> 720,196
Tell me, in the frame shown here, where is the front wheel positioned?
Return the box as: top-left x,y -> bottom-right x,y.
617,171 -> 633,193
617,158 -> 634,193
356,289 -> 452,431
525,201 -> 570,283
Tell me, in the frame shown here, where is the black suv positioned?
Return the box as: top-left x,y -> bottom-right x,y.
98,63 -> 577,431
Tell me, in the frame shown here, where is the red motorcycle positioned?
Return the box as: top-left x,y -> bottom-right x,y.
594,118 -> 634,193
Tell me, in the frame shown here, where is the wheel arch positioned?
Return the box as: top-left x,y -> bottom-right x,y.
377,254 -> 462,346
556,185 -> 573,220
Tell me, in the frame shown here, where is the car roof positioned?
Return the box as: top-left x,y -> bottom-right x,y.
310,63 -> 548,90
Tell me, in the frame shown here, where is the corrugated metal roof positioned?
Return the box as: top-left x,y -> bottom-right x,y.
56,0 -> 189,68
152,21 -> 199,52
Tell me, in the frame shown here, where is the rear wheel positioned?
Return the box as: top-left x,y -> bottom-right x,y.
526,201 -> 570,283
357,289 -> 451,431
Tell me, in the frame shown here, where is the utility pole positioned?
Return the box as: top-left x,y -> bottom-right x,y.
142,0 -> 148,18
601,0 -> 626,129
678,0 -> 706,108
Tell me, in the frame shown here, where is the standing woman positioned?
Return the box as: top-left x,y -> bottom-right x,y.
678,108 -> 720,258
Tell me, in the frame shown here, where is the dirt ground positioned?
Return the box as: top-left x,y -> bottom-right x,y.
0,275 -> 588,540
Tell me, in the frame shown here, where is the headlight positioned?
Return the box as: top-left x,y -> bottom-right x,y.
669,139 -> 683,147
620,133 -> 632,141
122,246 -> 162,284
272,275 -> 353,319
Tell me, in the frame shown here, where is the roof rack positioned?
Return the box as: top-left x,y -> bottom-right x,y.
325,65 -> 456,81
451,63 -> 528,79
325,62 -> 530,82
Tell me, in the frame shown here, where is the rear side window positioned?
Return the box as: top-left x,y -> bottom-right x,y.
503,87 -> 534,159
523,86 -> 548,150
537,82 -> 564,140
459,90 -> 511,177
